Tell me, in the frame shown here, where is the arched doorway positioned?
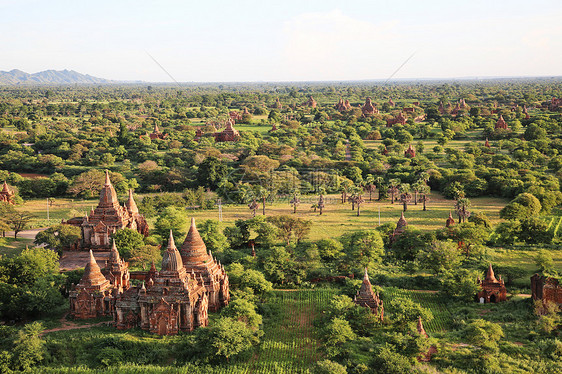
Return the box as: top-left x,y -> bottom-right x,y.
489,294 -> 496,303
158,317 -> 168,335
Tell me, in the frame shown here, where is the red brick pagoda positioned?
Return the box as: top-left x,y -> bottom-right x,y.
446,211 -> 455,227
78,171 -> 149,251
0,182 -> 15,204
476,264 -> 507,303
390,212 -> 407,242
531,274 -> 562,304
404,144 -> 416,158
69,250 -> 115,319
115,230 -> 209,334
495,115 -> 508,130
180,218 -> 230,312
387,112 -> 407,127
214,119 -> 240,142
335,98 -> 352,112
354,268 -> 384,320
303,96 -> 317,108
361,97 -> 379,116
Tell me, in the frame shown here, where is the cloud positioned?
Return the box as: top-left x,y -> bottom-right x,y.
280,10 -> 410,80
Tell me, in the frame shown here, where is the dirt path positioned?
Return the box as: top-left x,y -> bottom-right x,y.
5,227 -> 47,240
41,313 -> 111,336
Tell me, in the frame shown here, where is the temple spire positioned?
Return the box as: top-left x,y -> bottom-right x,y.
180,218 -> 209,265
81,250 -> 108,287
109,239 -> 120,263
417,316 -> 428,338
485,263 -> 498,283
161,230 -> 183,272
125,189 -> 139,215
104,170 -> 111,186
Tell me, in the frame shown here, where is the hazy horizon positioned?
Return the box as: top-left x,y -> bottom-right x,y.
1,0 -> 561,82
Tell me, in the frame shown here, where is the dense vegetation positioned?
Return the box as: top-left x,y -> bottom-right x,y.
1,79 -> 562,373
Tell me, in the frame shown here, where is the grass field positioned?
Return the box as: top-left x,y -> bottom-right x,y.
184,192 -> 507,240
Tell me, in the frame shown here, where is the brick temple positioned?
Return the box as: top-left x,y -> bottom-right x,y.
354,268 -> 384,321
531,274 -> 562,304
476,264 -> 506,303
0,182 -> 14,204
64,171 -> 149,251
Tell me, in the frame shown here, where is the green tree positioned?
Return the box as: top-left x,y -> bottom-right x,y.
439,268 -> 481,302
221,298 -> 262,329
500,192 -> 542,220
7,211 -> 35,239
34,224 -> 80,253
417,240 -> 462,274
112,228 -> 145,260
154,206 -> 188,243
536,249 -> 556,276
198,219 -> 230,255
464,319 -> 504,352
340,230 -> 384,270
227,263 -> 273,296
193,316 -> 261,362
322,317 -> 356,358
314,359 -> 348,374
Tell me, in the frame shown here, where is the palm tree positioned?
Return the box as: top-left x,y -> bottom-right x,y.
387,179 -> 400,204
318,194 -> 325,215
365,174 -> 376,201
375,176 -> 385,201
412,181 -> 423,205
419,184 -> 430,211
355,194 -> 365,216
289,192 -> 300,214
256,186 -> 270,216
455,198 -> 471,223
248,200 -> 259,217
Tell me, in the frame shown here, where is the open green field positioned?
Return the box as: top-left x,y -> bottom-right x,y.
185,192 -> 507,240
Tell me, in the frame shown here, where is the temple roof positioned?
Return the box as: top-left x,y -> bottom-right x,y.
109,240 -> 120,263
1,181 -> 11,194
162,230 -> 183,272
358,268 -> 375,298
97,170 -> 120,209
417,316 -> 428,338
81,250 -> 109,287
180,218 -> 209,265
125,189 -> 139,215
397,212 -> 407,228
485,263 -> 498,283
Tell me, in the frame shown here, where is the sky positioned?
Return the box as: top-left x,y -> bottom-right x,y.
1,0 -> 561,82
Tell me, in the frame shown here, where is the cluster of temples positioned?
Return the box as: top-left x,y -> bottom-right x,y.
65,172 -> 229,335
70,220 -> 229,335
64,171 -> 149,251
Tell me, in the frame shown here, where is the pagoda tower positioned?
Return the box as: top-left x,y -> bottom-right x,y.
354,268 -> 384,320
180,218 -> 230,311
0,182 -> 14,204
477,264 -> 507,303
80,171 -> 148,251
69,250 -> 113,319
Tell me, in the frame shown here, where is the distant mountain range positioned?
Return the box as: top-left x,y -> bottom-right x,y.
0,69 -> 113,85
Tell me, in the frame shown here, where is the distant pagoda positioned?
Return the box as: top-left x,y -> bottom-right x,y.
354,268 -> 384,320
